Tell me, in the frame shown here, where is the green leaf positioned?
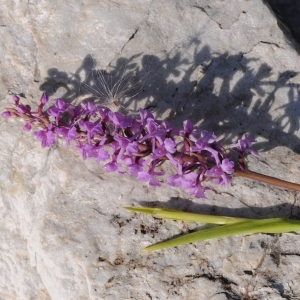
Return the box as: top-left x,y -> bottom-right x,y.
143,218 -> 300,252
124,206 -> 252,224
124,207 -> 300,252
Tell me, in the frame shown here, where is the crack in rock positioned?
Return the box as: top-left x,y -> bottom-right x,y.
193,5 -> 222,29
108,0 -> 154,68
107,27 -> 140,68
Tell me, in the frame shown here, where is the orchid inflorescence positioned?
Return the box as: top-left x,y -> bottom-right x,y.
2,94 -> 257,198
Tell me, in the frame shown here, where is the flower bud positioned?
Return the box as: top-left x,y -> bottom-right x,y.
13,95 -> 20,105
23,123 -> 32,132
1,111 -> 11,118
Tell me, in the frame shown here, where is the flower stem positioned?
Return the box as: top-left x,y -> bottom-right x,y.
234,168 -> 300,192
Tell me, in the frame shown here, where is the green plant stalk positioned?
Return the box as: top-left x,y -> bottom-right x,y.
124,207 -> 300,252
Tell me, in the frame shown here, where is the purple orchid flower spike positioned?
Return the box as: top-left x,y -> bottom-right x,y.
2,94 -> 268,199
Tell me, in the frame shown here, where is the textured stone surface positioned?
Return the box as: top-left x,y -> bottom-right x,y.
1,0 -> 300,299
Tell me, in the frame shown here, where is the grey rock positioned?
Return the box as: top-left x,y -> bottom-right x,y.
1,0 -> 300,299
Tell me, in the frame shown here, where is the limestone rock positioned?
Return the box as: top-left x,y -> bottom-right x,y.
1,0 -> 300,299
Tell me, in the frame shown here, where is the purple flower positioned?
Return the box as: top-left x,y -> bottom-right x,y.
3,95 -> 260,199
138,162 -> 164,187
166,164 -> 186,187
138,171 -> 161,186
13,95 -> 20,105
180,120 -> 201,137
98,106 -> 110,123
190,130 -> 216,149
189,184 -> 209,199
23,123 -> 32,132
206,159 -> 234,186
97,149 -> 110,161
38,94 -> 49,115
34,124 -> 55,148
55,126 -> 77,147
108,112 -> 133,131
82,101 -> 96,113
113,135 -> 132,161
180,171 -> 209,198
126,141 -> 139,156
141,119 -> 166,153
153,138 -> 177,165
105,160 -> 121,172
1,111 -> 11,118
16,104 -> 31,114
87,146 -> 110,162
76,143 -> 92,160
138,108 -> 154,126
68,105 -> 83,121
232,134 -> 259,156
41,93 -> 49,105
164,138 -> 176,154
126,158 -> 145,176
79,120 -> 103,144
160,121 -> 179,135
121,116 -> 133,129
190,131 -> 221,164
48,98 -> 69,125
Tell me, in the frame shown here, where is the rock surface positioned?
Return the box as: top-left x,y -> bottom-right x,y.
1,0 -> 300,299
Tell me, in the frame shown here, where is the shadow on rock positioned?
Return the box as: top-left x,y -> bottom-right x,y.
137,196 -> 300,220
40,40 -> 300,154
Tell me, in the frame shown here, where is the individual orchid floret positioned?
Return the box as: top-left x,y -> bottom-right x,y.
105,158 -> 122,173
153,138 -> 177,166
230,134 -> 259,171
84,137 -> 110,162
81,101 -> 96,114
34,124 -> 55,148
138,108 -> 154,125
206,158 -> 234,186
180,119 -> 201,137
55,126 -> 77,147
48,98 -> 70,125
138,161 -> 164,187
181,171 -> 209,199
79,119 -> 103,144
231,134 -> 259,156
